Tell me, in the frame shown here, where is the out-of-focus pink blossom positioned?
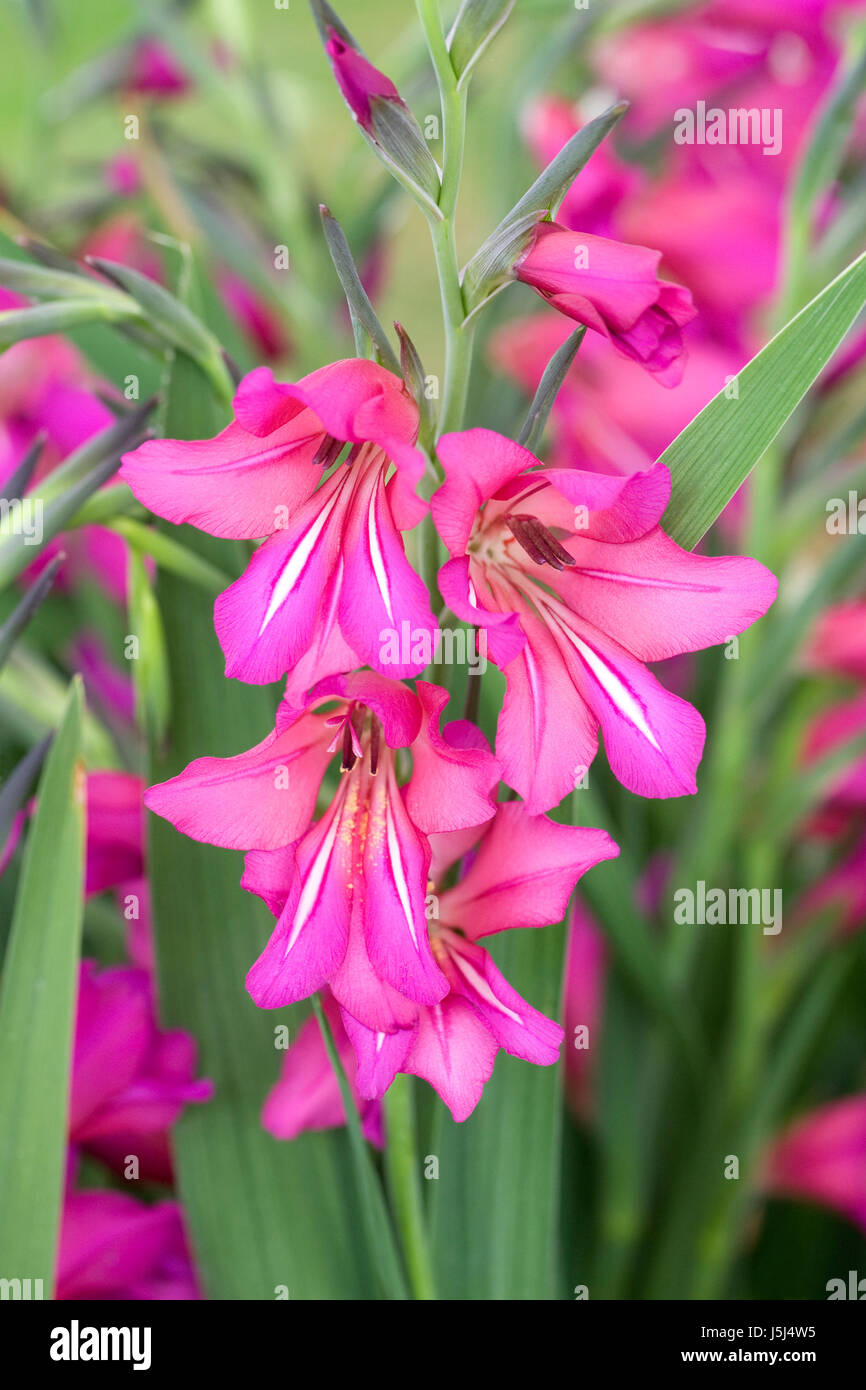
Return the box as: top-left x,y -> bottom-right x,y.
56,1192 -> 200,1300
70,960 -> 213,1184
765,1094 -> 866,1234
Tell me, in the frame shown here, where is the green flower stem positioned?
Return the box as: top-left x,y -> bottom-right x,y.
382,1076 -> 438,1301
311,996 -> 409,1301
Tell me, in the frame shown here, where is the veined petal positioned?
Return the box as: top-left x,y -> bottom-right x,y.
362,767 -> 448,1007
145,711 -> 330,850
405,681 -> 499,833
433,428 -> 540,556
554,525 -> 777,660
546,604 -> 706,798
245,788 -> 354,1009
340,1009 -> 415,1101
338,470 -> 437,680
438,556 -> 526,667
215,468 -> 350,685
439,801 -> 618,939
120,416 -> 323,540
404,996 -> 498,1123
442,932 -> 563,1066
496,604 -> 600,813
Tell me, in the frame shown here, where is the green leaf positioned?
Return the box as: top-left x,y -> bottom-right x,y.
148,349 -> 372,1299
429,924 -> 566,1299
661,249 -> 866,550
0,678 -> 85,1292
517,326 -> 586,453
0,554 -> 63,669
448,0 -> 516,86
0,297 -> 138,347
319,206 -> 400,373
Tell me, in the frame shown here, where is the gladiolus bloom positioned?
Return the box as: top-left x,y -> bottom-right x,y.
765,1094 -> 866,1235
121,359 -> 435,692
432,428 -> 777,810
145,672 -> 500,1030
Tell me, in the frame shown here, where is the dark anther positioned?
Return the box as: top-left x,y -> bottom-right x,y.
313,435 -> 345,470
341,717 -> 357,772
505,514 -> 576,571
344,442 -> 364,469
369,718 -> 381,776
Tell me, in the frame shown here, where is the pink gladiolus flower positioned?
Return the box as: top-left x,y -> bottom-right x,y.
431,428 -> 777,810
262,993 -> 383,1147
514,222 -> 696,386
56,1193 -> 200,1300
70,961 -> 213,1183
145,672 -> 500,1030
338,802 -> 618,1120
765,1094 -> 866,1235
121,359 -> 435,691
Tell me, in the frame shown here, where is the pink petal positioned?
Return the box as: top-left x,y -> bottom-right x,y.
120,416 -> 322,540
553,526 -> 778,660
439,802 -> 618,938
442,932 -> 563,1066
145,711 -> 331,850
405,996 -> 499,1121
405,681 -> 500,833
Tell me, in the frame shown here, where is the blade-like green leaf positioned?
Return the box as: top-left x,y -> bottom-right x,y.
429,923 -> 567,1299
0,679 -> 85,1293
518,326 -> 586,453
0,554 -> 63,669
320,206 -> 400,373
148,347 -> 372,1299
661,249 -> 866,550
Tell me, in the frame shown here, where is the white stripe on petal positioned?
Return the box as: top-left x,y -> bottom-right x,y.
259,488 -> 342,636
367,487 -> 394,622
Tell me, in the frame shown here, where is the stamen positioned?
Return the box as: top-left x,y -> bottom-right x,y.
505,514 -> 576,571
313,434 -> 346,469
369,718 -> 381,776
344,442 -> 364,469
341,717 -> 357,772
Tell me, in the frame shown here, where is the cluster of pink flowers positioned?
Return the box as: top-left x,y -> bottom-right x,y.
120,321 -> 776,1120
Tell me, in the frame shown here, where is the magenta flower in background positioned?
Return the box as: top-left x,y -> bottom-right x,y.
69,961 -> 213,1184
121,359 -> 435,691
432,428 -> 777,809
124,38 -> 190,98
514,222 -> 696,385
145,671 -> 499,1030
765,1094 -> 866,1235
56,1193 -> 200,1300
